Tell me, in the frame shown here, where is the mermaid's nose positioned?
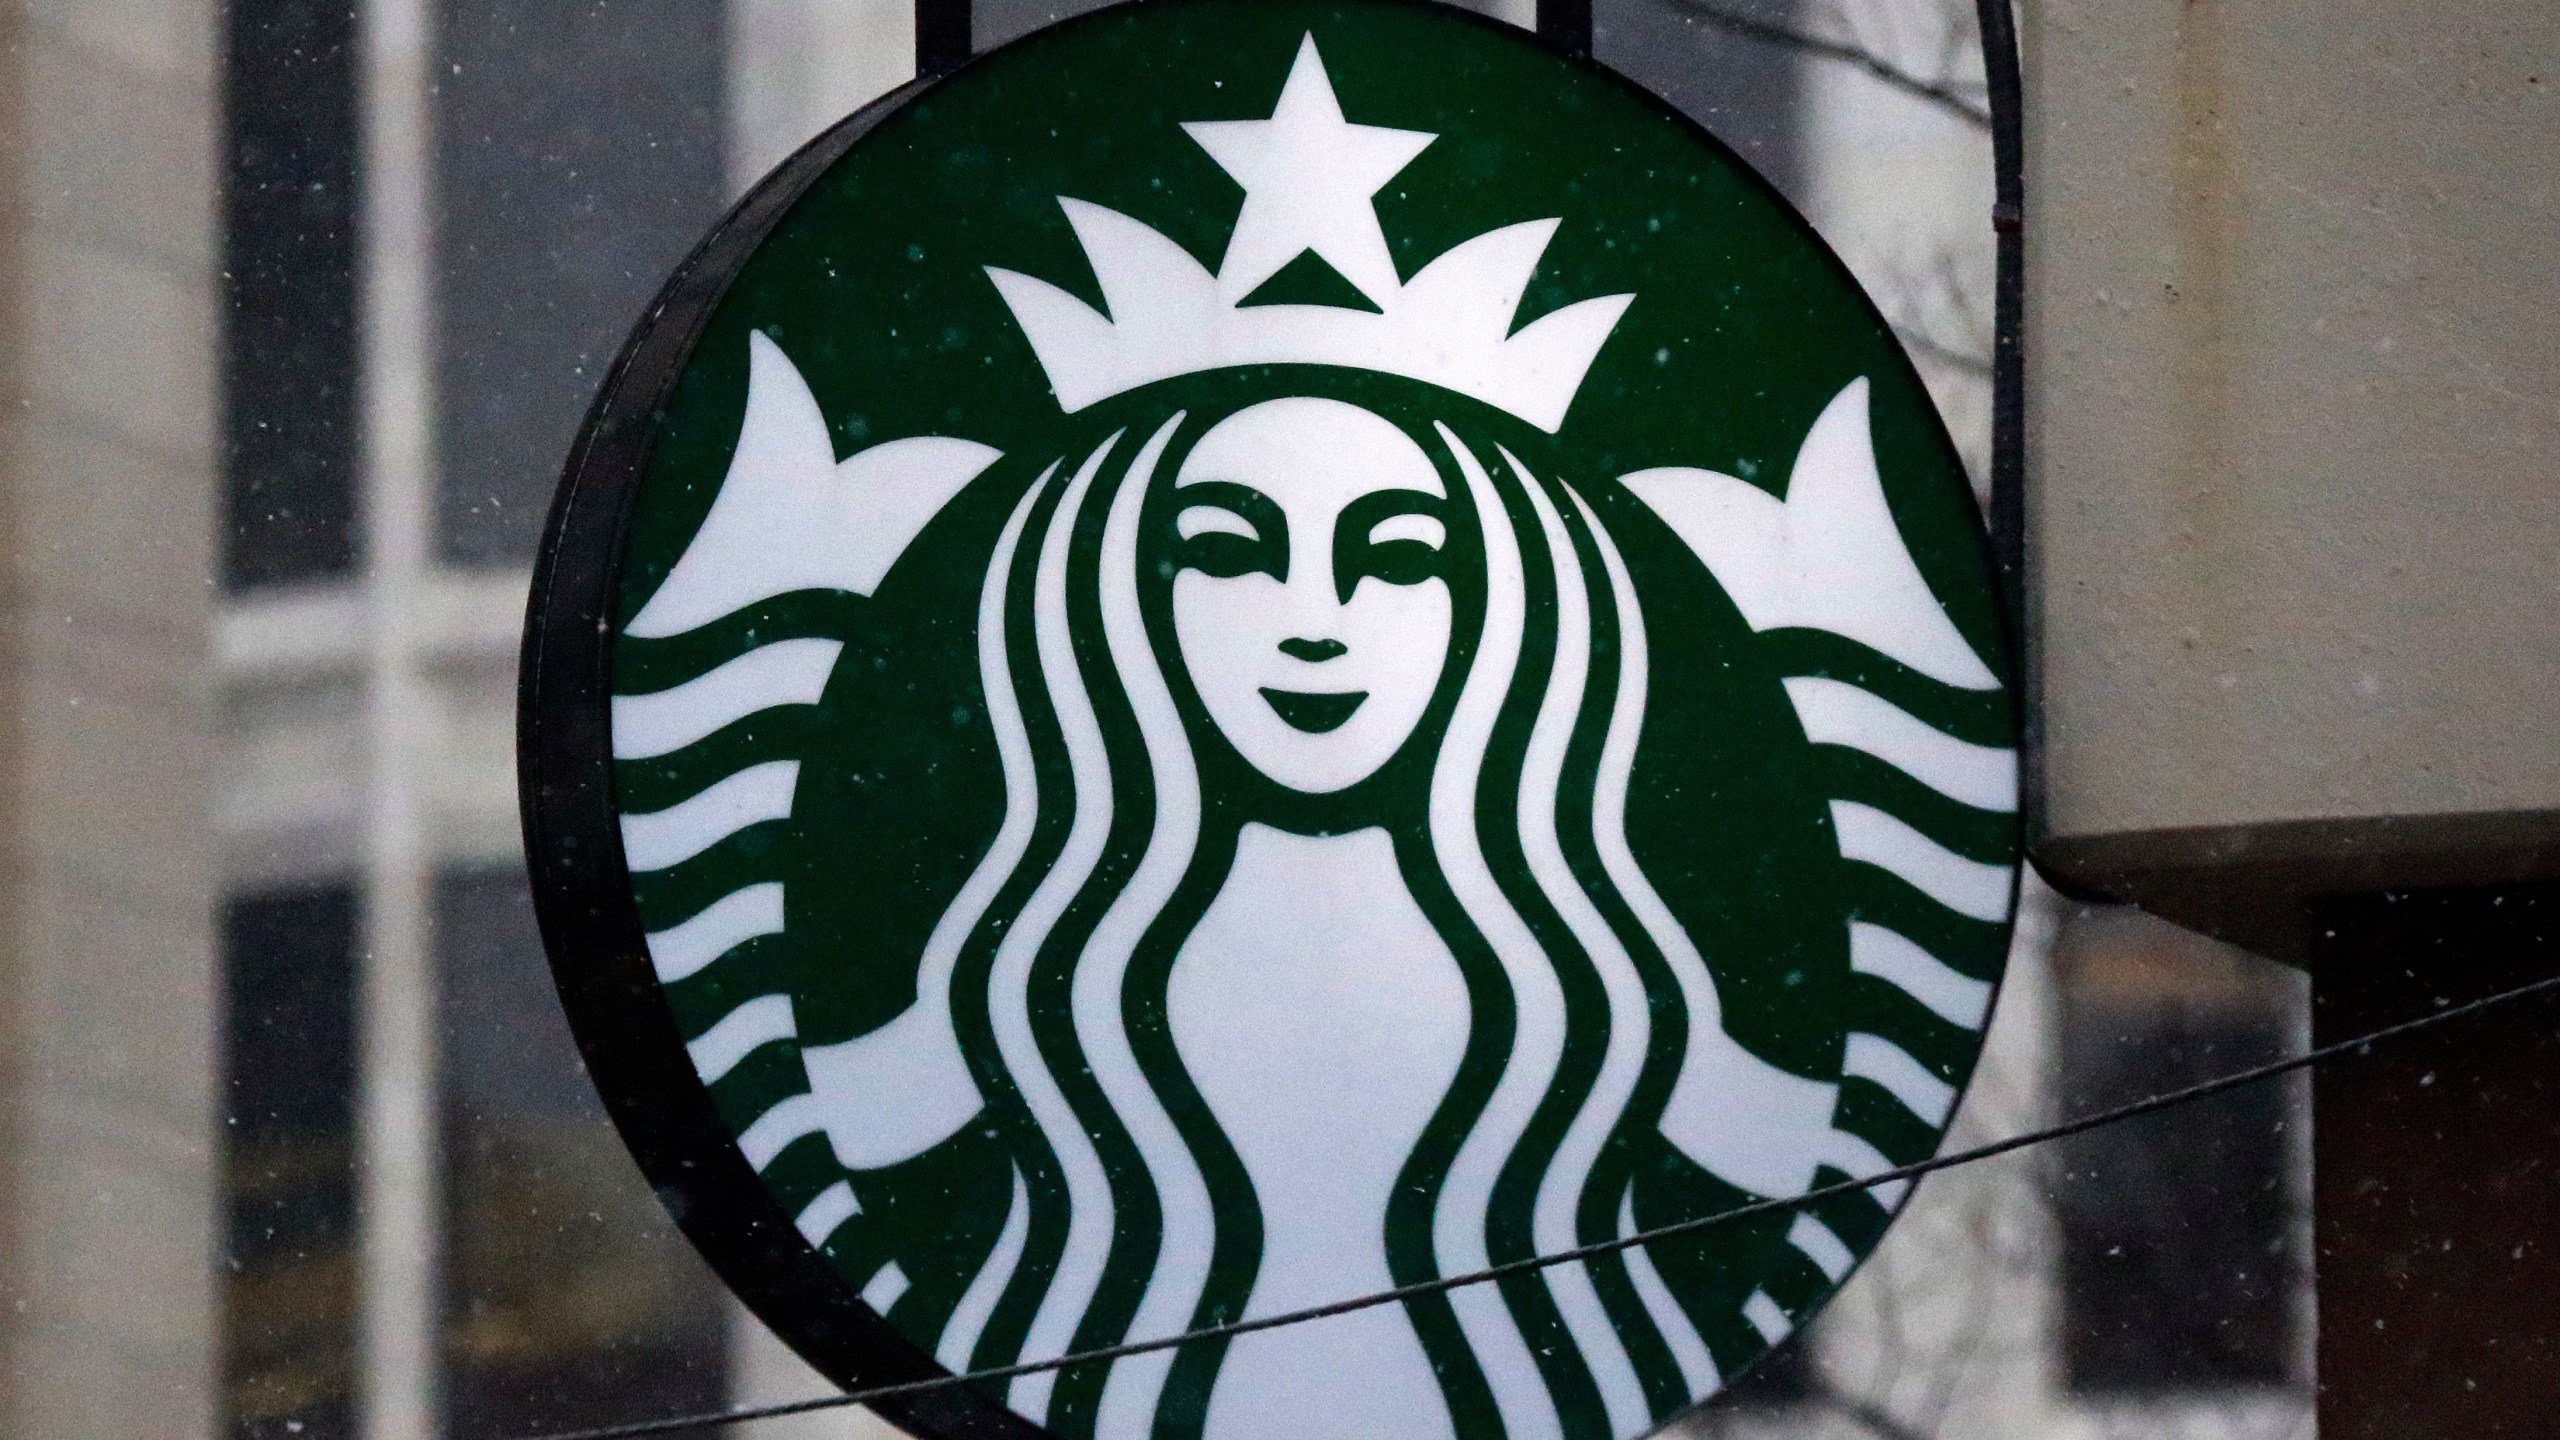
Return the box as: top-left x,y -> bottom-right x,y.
1278,637 -> 1348,661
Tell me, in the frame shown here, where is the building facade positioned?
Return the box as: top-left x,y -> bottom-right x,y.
0,1 -> 2313,1437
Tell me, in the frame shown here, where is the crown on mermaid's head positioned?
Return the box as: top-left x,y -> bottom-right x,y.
985,35 -> 1634,435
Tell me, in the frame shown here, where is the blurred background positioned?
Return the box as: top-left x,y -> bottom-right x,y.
0,0 -> 2315,1436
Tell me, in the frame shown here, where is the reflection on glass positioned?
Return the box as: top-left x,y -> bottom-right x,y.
220,886 -> 360,1440
431,0 -> 727,568
221,0 -> 361,590
2053,909 -> 2303,1395
1595,0 -> 1801,200
435,868 -> 730,1435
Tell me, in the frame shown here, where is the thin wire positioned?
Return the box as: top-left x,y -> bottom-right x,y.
516,968 -> 2560,1440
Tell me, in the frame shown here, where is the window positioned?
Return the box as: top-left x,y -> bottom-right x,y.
435,866 -> 730,1435
2053,909 -> 2302,1395
220,0 -> 362,590
431,0 -> 729,568
220,884 -> 361,1440
1596,0 -> 1802,199
1719,1338 -> 1815,1407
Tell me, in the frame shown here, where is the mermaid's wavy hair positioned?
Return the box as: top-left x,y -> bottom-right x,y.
917,376 -> 1724,1438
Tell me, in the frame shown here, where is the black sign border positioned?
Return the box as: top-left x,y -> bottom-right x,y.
517,63 -> 1049,1440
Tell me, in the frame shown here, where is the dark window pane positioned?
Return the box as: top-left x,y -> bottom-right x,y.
984,0 -> 1547,51
221,0 -> 362,589
431,0 -> 727,569
435,866 -> 728,1435
2054,912 -> 2299,1395
1722,1337 -> 1812,1405
973,0 -> 1112,51
220,883 -> 361,1440
1674,1338 -> 1815,1434
1596,0 -> 1802,201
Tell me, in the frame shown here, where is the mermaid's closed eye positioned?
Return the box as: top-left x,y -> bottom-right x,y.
1367,512 -> 1445,549
1177,504 -> 1258,541
1174,482 -> 1287,580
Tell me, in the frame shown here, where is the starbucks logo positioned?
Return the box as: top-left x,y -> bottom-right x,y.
523,5 -> 2020,1438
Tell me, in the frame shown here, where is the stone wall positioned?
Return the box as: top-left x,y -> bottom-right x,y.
0,0 -> 221,1434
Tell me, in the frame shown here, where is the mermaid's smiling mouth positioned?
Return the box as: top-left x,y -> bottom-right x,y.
1259,688 -> 1368,734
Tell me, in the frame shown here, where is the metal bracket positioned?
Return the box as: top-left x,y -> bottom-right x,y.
917,0 -> 970,78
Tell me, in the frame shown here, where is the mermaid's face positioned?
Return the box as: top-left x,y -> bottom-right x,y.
1170,398 -> 1453,794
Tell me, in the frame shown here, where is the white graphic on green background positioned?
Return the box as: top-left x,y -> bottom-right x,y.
604,12 -> 2017,1440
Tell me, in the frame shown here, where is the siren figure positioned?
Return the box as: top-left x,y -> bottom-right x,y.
615,31 -> 2007,1440
787,37 -> 1855,1440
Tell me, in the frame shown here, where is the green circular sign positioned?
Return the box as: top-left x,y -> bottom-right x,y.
522,3 -> 2020,1436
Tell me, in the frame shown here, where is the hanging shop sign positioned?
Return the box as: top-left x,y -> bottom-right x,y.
521,2 -> 2021,1436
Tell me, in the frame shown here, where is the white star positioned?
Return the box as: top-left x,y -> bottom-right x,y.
1183,35 -> 1436,307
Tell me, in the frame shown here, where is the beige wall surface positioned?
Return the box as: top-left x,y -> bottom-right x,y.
2026,0 -> 2560,909
0,0 -> 221,1435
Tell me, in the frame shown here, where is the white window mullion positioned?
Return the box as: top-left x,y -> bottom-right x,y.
357,0 -> 442,1434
